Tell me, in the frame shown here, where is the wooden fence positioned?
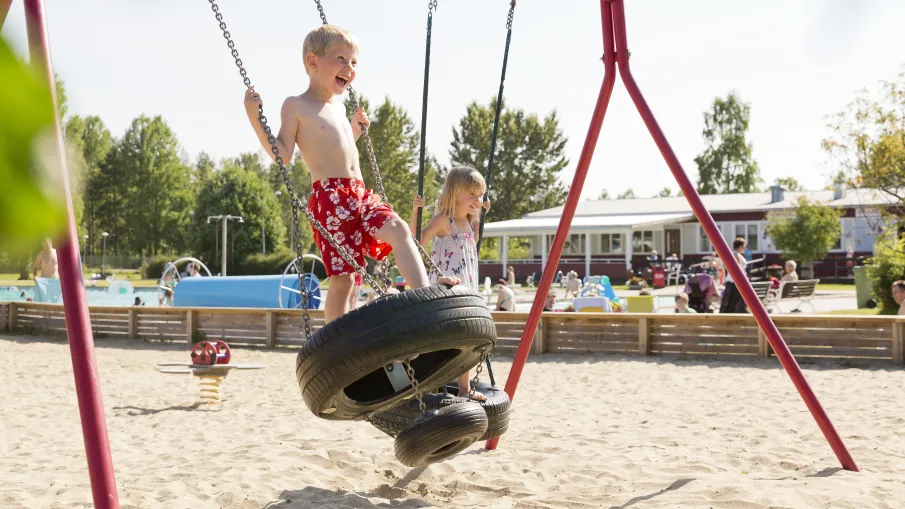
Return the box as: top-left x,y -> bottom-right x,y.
1,301 -> 903,366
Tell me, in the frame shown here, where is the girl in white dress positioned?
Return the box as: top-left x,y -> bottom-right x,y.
411,166 -> 491,400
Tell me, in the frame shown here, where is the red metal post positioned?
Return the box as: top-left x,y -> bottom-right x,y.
23,0 -> 122,505
608,0 -> 857,472
485,0 -> 618,450
0,0 -> 13,28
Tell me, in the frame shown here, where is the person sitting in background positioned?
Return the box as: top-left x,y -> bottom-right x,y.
543,292 -> 556,312
892,280 -> 905,315
781,260 -> 799,283
674,292 -> 696,313
496,279 -> 515,311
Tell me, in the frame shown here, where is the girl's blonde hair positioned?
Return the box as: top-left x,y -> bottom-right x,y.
436,166 -> 487,224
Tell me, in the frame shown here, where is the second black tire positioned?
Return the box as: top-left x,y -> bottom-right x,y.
368,381 -> 510,441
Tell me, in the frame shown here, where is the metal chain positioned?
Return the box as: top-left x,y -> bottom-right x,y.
468,352 -> 488,400
428,0 -> 438,16
506,1 -> 516,30
314,0 -> 328,25
403,359 -> 426,413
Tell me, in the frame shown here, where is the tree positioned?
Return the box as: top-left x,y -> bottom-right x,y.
822,66 -> 905,248
695,91 -> 761,194
67,115 -> 114,255
268,152 -> 314,253
345,96 -> 441,214
235,152 -> 267,179
765,197 -> 842,276
772,176 -> 804,192
194,152 -> 216,185
597,189 -> 610,200
657,188 -> 672,197
102,115 -> 192,256
55,74 -> 67,120
617,188 -> 635,199
450,97 -> 568,221
191,162 -> 286,272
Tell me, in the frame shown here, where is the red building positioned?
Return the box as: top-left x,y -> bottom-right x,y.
480,185 -> 893,284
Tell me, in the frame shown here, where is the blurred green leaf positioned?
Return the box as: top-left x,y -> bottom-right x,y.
0,36 -> 67,254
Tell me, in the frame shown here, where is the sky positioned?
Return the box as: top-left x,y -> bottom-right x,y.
3,0 -> 904,201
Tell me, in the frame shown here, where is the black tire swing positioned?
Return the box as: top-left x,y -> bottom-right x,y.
369,0 -> 519,456
206,0 -> 495,466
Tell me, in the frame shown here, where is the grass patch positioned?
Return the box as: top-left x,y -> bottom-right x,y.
816,283 -> 856,291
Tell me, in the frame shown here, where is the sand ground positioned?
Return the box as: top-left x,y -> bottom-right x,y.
1,335 -> 903,508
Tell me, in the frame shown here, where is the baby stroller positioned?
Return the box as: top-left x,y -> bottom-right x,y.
683,272 -> 718,313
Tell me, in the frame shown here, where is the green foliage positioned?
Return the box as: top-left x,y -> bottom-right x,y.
772,176 -> 804,191
765,197 -> 842,268
140,254 -> 180,280
657,188 -> 672,197
67,115 -> 114,255
345,96 -> 441,214
190,162 -> 286,273
0,37 -> 66,254
100,115 -> 193,256
449,97 -> 568,221
194,151 -> 216,185
597,189 -> 610,200
822,66 -> 905,241
236,250 -> 296,275
695,91 -> 762,194
267,151 -> 314,253
617,188 -> 635,199
866,236 -> 905,314
55,73 -> 67,121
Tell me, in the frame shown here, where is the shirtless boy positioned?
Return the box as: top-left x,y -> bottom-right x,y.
32,238 -> 59,280
244,25 -> 456,323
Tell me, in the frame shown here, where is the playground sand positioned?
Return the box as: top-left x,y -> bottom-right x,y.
2,335 -> 903,509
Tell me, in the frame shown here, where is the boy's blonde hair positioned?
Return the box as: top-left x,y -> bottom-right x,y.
302,25 -> 359,74
436,166 -> 487,224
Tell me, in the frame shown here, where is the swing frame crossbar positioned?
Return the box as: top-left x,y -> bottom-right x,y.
484,0 -> 859,474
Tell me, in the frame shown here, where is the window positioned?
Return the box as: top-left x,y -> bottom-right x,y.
599,233 -> 623,254
734,223 -> 759,251
699,226 -> 714,253
632,231 -> 654,254
564,234 -> 585,255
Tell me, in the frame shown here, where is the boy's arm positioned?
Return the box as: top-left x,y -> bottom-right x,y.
244,90 -> 298,164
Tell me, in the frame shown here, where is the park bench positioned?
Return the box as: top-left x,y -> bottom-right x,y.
765,279 -> 820,313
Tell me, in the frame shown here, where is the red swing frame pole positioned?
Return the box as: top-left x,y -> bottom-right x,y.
23,0 -> 122,506
488,0 -> 859,473
485,0 -> 618,450
609,0 -> 857,472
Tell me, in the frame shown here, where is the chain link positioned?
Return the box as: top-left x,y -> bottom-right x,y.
506,1 -> 516,30
468,352 -> 488,400
403,359 -> 427,413
428,0 -> 438,16
314,0 -> 328,25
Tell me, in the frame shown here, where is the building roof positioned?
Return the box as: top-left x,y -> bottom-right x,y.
483,212 -> 693,236
526,187 -> 895,218
483,187 -> 895,237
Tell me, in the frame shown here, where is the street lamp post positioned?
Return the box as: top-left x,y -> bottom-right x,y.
101,232 -> 109,278
262,191 -> 282,255
83,234 -> 89,268
208,215 -> 243,276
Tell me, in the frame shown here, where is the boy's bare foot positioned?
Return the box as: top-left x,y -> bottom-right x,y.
437,276 -> 459,286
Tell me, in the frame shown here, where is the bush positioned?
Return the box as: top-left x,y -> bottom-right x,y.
237,250 -> 327,279
865,237 -> 905,314
141,255 -> 171,280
